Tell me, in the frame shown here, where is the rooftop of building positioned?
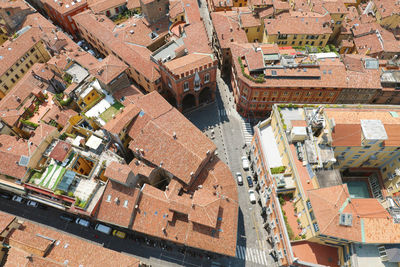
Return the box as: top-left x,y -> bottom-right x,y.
73,10 -> 161,82
88,0 -> 126,13
0,135 -> 29,179
89,55 -> 128,85
230,42 -> 349,88
307,183 -> 400,243
163,53 -> 214,77
264,13 -> 332,35
240,12 -> 261,28
43,0 -> 87,15
373,0 -> 400,18
4,219 -> 140,266
291,241 -> 339,267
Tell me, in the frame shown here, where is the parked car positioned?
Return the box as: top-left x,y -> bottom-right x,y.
95,223 -> 112,235
113,230 -> 126,239
236,172 -> 243,186
75,218 -> 90,227
59,214 -> 74,222
0,193 -> 11,199
247,176 -> 253,188
242,156 -> 250,170
26,200 -> 38,208
12,195 -> 24,203
249,190 -> 256,204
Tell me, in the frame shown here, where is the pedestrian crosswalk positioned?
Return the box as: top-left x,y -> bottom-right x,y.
242,121 -> 253,145
218,109 -> 230,117
236,245 -> 270,265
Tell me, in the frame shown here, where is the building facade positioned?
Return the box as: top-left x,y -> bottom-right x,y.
158,54 -> 217,112
43,0 -> 88,38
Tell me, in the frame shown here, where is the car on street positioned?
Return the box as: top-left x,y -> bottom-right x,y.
247,176 -> 253,187
75,218 -> 90,227
59,214 -> 74,222
241,156 -> 250,170
236,172 -> 243,186
113,230 -> 126,239
249,190 -> 256,204
0,193 -> 11,199
95,223 -> 112,235
26,200 -> 38,208
12,195 -> 24,203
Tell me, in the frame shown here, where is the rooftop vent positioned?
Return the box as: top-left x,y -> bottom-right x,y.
114,197 -> 120,204
173,132 -> 177,139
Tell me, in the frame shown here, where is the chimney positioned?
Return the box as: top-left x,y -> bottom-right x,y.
173,132 -> 177,139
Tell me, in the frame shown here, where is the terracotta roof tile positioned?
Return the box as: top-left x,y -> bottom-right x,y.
127,0 -> 140,9
42,0 -> 87,15
0,211 -> 15,233
95,180 -> 140,228
164,53 -> 214,76
112,84 -> 143,105
244,49 -> 265,71
104,161 -> 133,184
211,11 -> 248,49
264,14 -> 332,35
128,159 -> 154,177
49,141 -> 71,162
291,241 -> 339,267
5,220 -> 140,266
89,55 -> 128,85
103,104 -> 141,134
0,27 -> 42,76
29,124 -> 58,147
183,22 -> 212,54
0,135 -> 29,179
240,13 -> 261,28
88,0 -> 126,13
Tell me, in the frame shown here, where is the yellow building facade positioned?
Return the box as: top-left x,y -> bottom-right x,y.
0,37 -> 50,99
264,33 -> 330,47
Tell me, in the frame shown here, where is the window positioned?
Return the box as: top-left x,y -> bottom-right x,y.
319,41 -> 323,45
299,41 -> 302,45
4,85 -> 8,90
11,78 -> 15,84
167,78 -> 172,88
35,54 -> 39,60
15,74 -> 19,79
204,73 -> 210,83
194,79 -> 200,88
68,16 -> 72,22
183,81 -> 189,92
20,69 -> 25,74
115,7 -> 119,14
29,60 -> 33,65
313,222 -> 319,232
30,48 -> 35,53
336,21 -> 342,25
306,200 -> 312,210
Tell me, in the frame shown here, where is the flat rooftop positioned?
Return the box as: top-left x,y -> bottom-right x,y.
259,123 -> 283,168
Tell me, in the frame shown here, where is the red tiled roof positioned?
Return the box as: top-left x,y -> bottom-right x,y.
89,55 -> 128,85
95,180 -> 140,228
49,141 -> 71,162
211,11 -> 248,49
103,104 -> 141,134
291,241 -> 339,267
0,211 -> 15,233
88,0 -> 126,13
5,220 -> 140,266
240,12 -> 261,28
29,124 -> 58,148
112,84 -> 143,105
104,161 -> 133,184
164,53 -> 214,76
0,135 -> 29,179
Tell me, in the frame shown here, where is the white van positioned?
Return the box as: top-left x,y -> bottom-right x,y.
75,218 -> 90,227
95,223 -> 112,235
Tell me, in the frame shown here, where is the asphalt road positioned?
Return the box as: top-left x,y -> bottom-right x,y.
185,69 -> 276,267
